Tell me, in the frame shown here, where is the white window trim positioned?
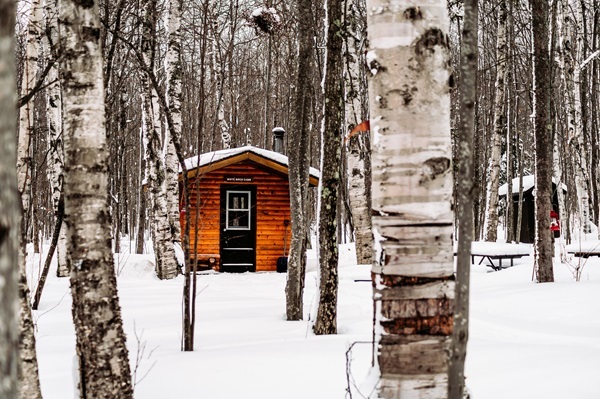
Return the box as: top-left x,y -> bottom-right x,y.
225,190 -> 251,231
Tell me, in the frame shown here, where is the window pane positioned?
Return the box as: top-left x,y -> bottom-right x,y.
228,210 -> 249,228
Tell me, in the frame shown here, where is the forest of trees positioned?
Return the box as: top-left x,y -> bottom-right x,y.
0,0 -> 599,397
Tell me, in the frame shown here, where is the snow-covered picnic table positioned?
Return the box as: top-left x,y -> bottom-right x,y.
457,242 -> 533,271
565,241 -> 600,258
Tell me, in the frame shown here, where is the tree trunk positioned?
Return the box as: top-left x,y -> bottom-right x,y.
559,0 -> 590,235
16,2 -> 44,397
531,0 -> 555,283
141,0 -> 179,280
313,0 -> 344,336
45,0 -> 69,278
165,0 -> 183,248
58,0 -> 134,396
449,0 -> 477,396
367,1 -> 454,397
285,0 -> 314,321
344,0 -> 372,265
32,196 -> 63,310
0,2 -> 20,395
483,0 -> 507,242
17,0 -> 43,230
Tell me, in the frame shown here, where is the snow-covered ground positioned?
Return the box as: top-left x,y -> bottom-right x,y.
30,243 -> 600,399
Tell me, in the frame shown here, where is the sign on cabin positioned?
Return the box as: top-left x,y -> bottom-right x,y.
224,176 -> 253,182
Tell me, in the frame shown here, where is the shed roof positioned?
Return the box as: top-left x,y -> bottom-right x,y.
498,175 -> 567,196
181,146 -> 320,186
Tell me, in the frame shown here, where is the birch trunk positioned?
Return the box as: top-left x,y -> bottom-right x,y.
16,2 -> 44,397
58,0 -> 134,396
0,2 -> 19,395
553,1 -> 568,256
560,0 -> 590,234
483,0 -> 507,242
17,0 -> 43,223
165,0 -> 183,246
285,0 -> 313,321
313,0 -> 344,336
367,1 -> 454,397
344,0 -> 372,265
531,0 -> 555,282
45,0 -> 69,277
141,0 -> 179,280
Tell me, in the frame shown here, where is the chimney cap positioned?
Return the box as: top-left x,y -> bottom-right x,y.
272,127 -> 285,135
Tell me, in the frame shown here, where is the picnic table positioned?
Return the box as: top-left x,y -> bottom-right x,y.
566,241 -> 600,258
463,242 -> 532,271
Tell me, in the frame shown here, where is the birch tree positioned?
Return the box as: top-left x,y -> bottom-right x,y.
367,1 -> 454,397
58,0 -> 134,396
285,0 -> 313,321
16,1 -> 44,396
561,0 -> 590,234
531,0 -> 554,282
165,0 -> 183,251
553,0 -> 573,259
44,0 -> 68,277
0,1 -> 19,396
141,0 -> 179,280
344,0 -> 372,265
483,0 -> 507,242
313,0 -> 344,336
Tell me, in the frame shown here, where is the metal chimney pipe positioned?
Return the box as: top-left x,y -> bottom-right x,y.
272,127 -> 285,154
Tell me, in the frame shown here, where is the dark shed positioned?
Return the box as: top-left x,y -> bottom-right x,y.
499,175 -> 566,243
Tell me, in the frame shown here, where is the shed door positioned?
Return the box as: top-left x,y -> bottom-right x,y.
220,185 -> 256,272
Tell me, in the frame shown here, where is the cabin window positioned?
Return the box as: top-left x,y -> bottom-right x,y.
226,191 -> 251,230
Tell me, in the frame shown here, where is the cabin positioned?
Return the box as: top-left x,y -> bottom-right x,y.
179,137 -> 319,273
499,175 -> 566,243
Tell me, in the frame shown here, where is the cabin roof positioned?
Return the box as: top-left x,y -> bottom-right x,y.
498,175 -> 567,197
181,146 -> 320,186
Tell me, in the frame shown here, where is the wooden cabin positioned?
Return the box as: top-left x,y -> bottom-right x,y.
180,145 -> 319,272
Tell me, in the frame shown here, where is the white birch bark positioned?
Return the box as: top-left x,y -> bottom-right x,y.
16,2 -> 44,397
45,0 -> 69,277
560,0 -> 590,234
57,0 -> 134,396
211,19 -> 230,150
552,136 -> 567,260
143,94 -> 179,280
553,2 -> 569,256
17,0 -> 44,236
0,2 -> 19,395
141,0 -> 179,280
367,1 -> 454,397
165,0 -> 183,246
344,0 -> 372,265
483,0 -> 507,242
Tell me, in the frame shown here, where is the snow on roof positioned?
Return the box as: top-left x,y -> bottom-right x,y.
182,146 -> 320,179
498,175 -> 567,196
